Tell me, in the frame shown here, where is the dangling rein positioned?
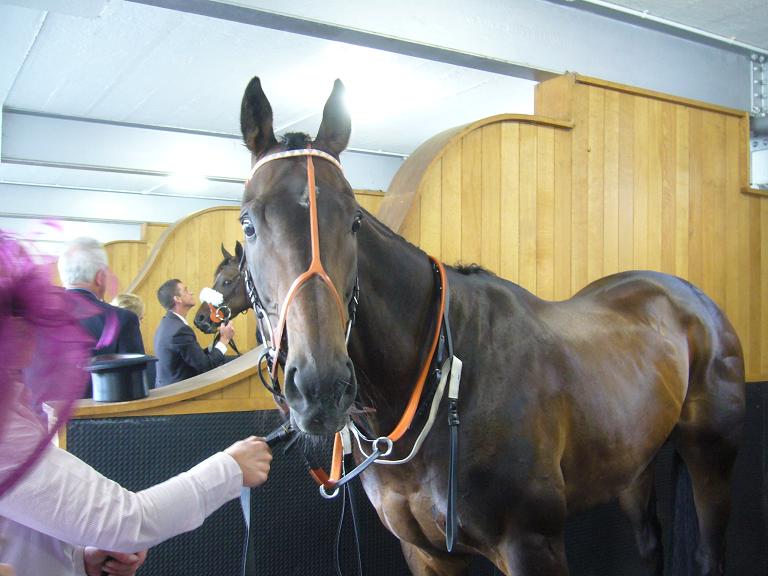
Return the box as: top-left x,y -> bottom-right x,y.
245,147 -> 463,552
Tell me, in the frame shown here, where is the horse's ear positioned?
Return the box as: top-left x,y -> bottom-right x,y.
235,240 -> 244,264
221,243 -> 233,261
315,79 -> 350,158
240,76 -> 278,157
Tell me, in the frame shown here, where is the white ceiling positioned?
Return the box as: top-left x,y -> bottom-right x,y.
595,0 -> 768,50
0,0 -> 765,228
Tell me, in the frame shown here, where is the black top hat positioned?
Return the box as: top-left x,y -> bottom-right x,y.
86,353 -> 158,402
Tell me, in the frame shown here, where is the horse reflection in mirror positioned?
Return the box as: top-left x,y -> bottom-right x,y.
238,76 -> 745,576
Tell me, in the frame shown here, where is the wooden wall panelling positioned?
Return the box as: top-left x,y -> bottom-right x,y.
633,96 -> 650,272
687,108 -> 704,288
141,223 -> 168,250
536,127 -> 555,300
618,92 -> 635,273
461,129 -> 483,265
388,73 -> 766,379
481,125 -> 502,274
519,124 -> 538,292
420,160 -> 442,258
571,84 -> 589,293
603,89 -> 620,277
659,102 -> 677,276
103,241 -> 148,296
553,126 -> 572,300
441,142 -> 462,265
354,190 -> 385,216
647,98 -> 663,273
587,85 -> 605,284
673,106 -> 689,278
500,123 -> 521,282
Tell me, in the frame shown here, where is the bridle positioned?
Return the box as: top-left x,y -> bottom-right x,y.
203,271 -> 248,328
198,287 -> 246,356
240,147 -> 360,399
206,301 -> 233,326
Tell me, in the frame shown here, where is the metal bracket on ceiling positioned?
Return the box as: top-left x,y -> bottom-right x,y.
751,53 -> 767,118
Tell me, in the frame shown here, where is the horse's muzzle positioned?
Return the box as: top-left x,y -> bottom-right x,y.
194,312 -> 217,334
284,359 -> 356,436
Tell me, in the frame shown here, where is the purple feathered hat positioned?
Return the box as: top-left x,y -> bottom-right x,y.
0,233 -> 99,496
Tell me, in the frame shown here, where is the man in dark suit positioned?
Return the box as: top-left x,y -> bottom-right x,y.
153,279 -> 234,387
58,237 -> 145,396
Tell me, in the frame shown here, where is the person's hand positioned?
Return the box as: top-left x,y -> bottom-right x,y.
225,436 -> 272,487
83,548 -> 147,576
0,563 -> 15,576
218,322 -> 235,345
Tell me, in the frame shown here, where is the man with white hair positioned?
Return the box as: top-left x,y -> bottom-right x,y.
57,237 -> 144,371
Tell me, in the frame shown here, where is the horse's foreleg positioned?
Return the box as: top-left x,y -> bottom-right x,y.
496,530 -> 568,576
618,460 -> 664,575
400,541 -> 471,576
496,481 -> 569,576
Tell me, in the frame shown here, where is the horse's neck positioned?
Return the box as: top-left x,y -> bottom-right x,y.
350,218 -> 441,435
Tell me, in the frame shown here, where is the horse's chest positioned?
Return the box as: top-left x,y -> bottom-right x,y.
361,467 -> 448,549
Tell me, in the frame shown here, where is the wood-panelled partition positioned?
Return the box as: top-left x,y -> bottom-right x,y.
378,73 -> 767,381
104,223 -> 168,294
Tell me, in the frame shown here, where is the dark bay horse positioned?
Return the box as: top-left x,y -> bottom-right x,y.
193,243 -> 248,334
238,76 -> 745,576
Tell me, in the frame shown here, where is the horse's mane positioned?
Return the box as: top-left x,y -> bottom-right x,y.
455,263 -> 487,275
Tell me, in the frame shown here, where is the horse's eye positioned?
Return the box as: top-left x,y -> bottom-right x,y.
351,211 -> 364,234
223,280 -> 232,287
241,219 -> 256,240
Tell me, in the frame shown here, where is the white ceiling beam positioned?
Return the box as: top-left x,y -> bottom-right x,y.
127,0 -> 557,82
0,109 -> 404,191
129,0 -> 751,110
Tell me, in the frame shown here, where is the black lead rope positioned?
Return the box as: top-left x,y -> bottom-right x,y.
207,323 -> 242,357
240,423 -> 295,576
335,453 -> 364,576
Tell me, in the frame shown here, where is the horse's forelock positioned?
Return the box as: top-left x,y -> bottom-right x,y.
280,132 -> 312,150
214,257 -> 234,276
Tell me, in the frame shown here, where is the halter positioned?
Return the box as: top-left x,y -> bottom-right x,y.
201,276 -> 246,327
241,147 -> 359,398
207,301 -> 232,325
199,287 -> 245,356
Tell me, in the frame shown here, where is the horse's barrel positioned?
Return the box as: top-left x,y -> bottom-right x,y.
86,353 -> 157,402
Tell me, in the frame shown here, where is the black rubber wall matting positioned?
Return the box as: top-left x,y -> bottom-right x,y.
67,411 -> 410,576
67,382 -> 767,576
